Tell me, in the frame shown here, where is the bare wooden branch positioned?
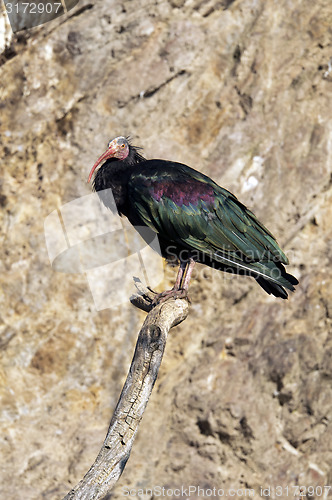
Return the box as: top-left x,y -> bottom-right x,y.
63,296 -> 189,500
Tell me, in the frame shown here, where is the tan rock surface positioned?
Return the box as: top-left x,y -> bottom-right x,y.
0,0 -> 331,498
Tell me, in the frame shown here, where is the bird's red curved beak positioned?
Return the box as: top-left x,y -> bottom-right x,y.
87,145 -> 115,183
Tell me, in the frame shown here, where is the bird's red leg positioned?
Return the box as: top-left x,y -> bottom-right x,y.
147,259 -> 186,295
152,258 -> 194,306
173,259 -> 187,290
182,257 -> 196,291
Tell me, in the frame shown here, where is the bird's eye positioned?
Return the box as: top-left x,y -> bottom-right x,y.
121,144 -> 125,148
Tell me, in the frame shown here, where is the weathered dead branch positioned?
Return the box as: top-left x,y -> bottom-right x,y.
63,292 -> 189,500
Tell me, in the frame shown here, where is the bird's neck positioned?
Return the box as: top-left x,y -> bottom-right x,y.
93,147 -> 145,214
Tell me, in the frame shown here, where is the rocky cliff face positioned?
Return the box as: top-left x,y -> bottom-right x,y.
0,0 -> 331,498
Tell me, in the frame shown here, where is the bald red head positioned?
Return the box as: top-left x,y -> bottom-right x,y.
88,136 -> 130,182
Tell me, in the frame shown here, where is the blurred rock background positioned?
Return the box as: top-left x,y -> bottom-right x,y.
0,0 -> 331,498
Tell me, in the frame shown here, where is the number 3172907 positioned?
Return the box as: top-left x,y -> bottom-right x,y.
5,3 -> 62,14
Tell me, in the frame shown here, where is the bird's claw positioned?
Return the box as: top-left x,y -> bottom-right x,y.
151,288 -> 191,307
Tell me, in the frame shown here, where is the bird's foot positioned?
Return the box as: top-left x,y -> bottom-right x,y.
151,288 -> 191,306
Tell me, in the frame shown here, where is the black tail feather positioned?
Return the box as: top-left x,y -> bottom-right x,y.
255,262 -> 298,299
255,276 -> 289,299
